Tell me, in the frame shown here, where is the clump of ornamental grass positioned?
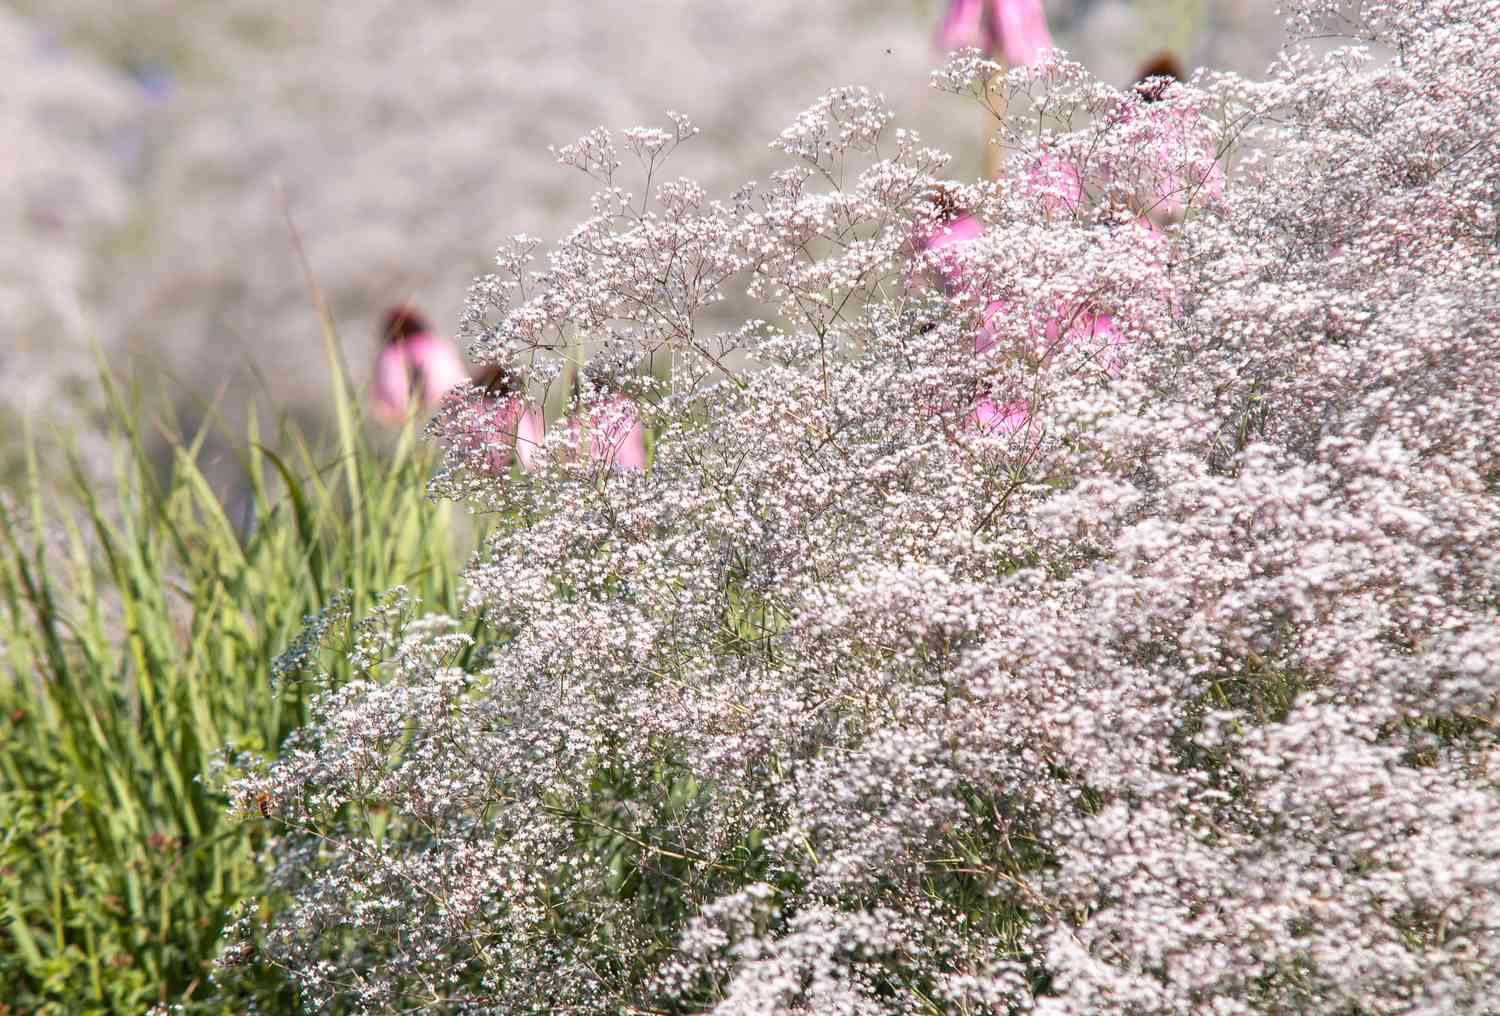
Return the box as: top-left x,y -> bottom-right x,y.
224,1 -> 1500,1012
0,318 -> 480,1013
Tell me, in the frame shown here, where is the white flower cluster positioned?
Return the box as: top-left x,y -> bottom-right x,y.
226,2 -> 1500,1011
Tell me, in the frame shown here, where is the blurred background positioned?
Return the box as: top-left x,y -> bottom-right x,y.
2,0 -> 1285,476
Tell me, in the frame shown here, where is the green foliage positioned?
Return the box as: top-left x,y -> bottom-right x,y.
0,332 -> 469,1012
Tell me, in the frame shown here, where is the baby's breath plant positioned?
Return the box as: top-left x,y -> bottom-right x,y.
228,1 -> 1500,1011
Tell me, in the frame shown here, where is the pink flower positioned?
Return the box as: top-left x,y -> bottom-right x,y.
975,299 -> 1010,356
1126,57 -> 1225,221
1146,111 -> 1224,218
483,396 -> 545,474
463,368 -> 543,475
935,0 -> 1053,68
1043,307 -> 1130,375
913,211 -> 986,254
913,212 -> 986,296
934,0 -> 986,52
1075,311 -> 1129,377
370,305 -> 469,423
1024,150 -> 1083,216
1133,52 -> 1184,103
988,0 -> 1052,69
567,395 -> 647,470
982,300 -> 1132,376
967,396 -> 1030,435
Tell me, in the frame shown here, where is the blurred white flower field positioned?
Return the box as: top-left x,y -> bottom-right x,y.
2,0 -> 1281,454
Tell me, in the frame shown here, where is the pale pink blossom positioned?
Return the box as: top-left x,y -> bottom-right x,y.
1127,58 -> 1225,220
935,0 -> 1053,68
1023,150 -> 1084,216
912,211 -> 986,295
487,396 -> 545,474
981,299 -> 1131,376
465,371 -> 544,475
933,0 -> 986,53
1044,307 -> 1130,374
914,218 -> 1123,372
919,206 -> 1137,377
967,395 -> 1030,434
1071,310 -> 1128,376
988,0 -> 1052,68
567,395 -> 647,470
369,306 -> 469,423
1147,108 -> 1225,218
975,298 -> 1010,356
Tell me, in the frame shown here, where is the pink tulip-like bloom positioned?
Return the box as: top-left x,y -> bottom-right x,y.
1139,106 -> 1225,219
567,395 -> 647,470
990,0 -> 1052,68
934,0 -> 1053,68
370,306 -> 469,423
912,187 -> 1132,446
1034,306 -> 1130,376
1056,310 -> 1128,376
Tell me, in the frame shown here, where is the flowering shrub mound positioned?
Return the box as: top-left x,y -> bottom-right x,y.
226,2 -> 1500,1011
